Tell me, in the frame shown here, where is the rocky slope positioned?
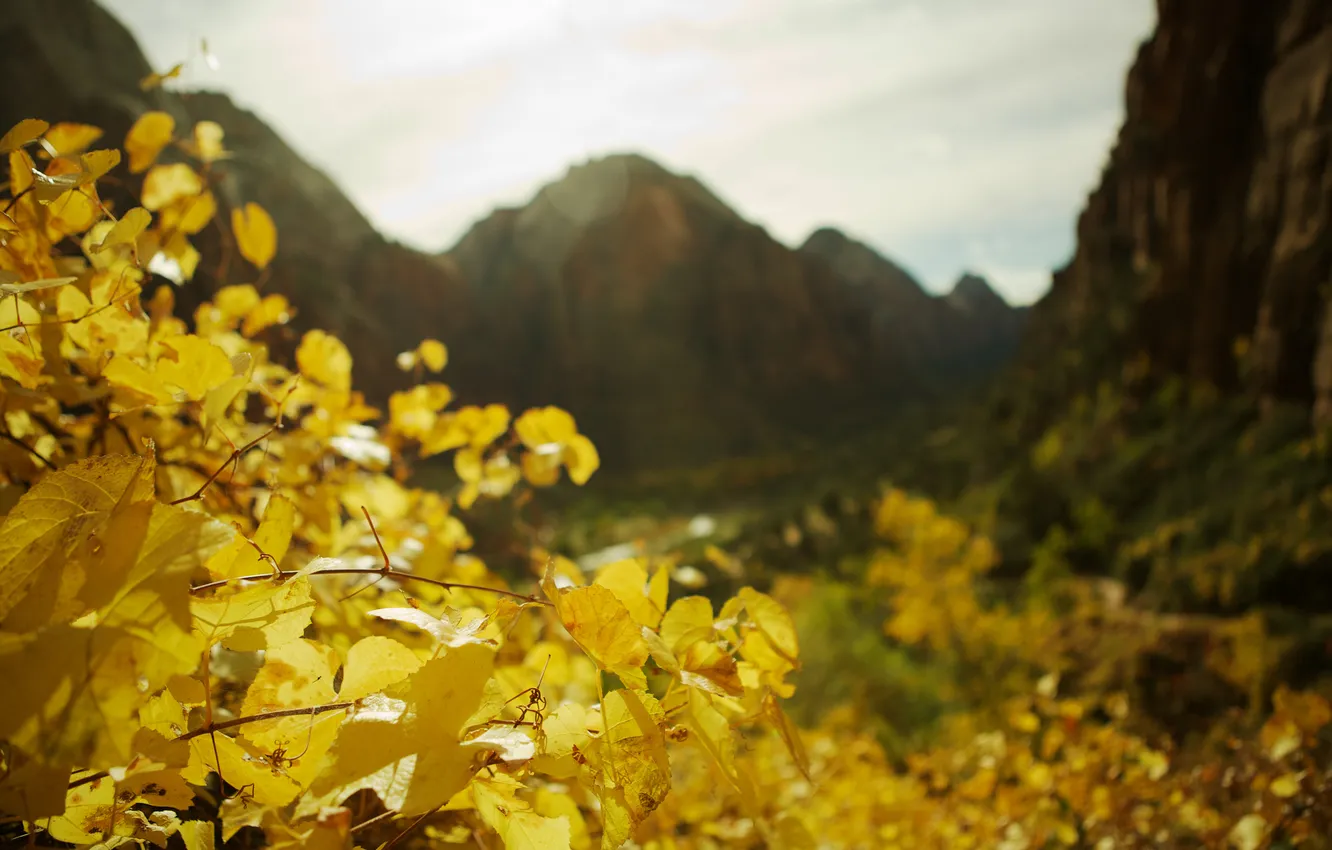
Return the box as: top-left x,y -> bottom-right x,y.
1019,0 -> 1331,424
446,156 -> 1024,468
1,0 -> 1026,473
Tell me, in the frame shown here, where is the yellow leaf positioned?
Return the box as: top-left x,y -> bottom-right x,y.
78,149 -> 120,184
535,789 -> 590,850
736,587 -> 799,663
174,190 -> 217,235
339,635 -> 422,700
255,493 -> 297,566
140,62 -> 184,91
155,334 -> 233,401
142,162 -> 202,210
677,640 -> 743,697
473,779 -> 572,850
659,596 -> 714,652
95,206 -> 152,254
591,689 -> 670,848
0,118 -> 49,154
0,498 -> 228,769
42,122 -> 103,157
179,821 -> 215,850
310,643 -> 495,815
241,293 -> 291,336
46,187 -> 100,237
532,702 -> 590,780
239,638 -> 341,755
563,433 -> 600,485
42,123 -> 103,157
297,329 -> 352,392
125,111 -> 175,173
1269,772 -> 1302,799
0,332 -> 43,390
0,453 -> 151,624
546,582 -> 649,687
516,406 -> 578,450
418,338 -> 448,372
594,559 -> 665,629
193,120 -> 226,163
389,383 -> 454,440
191,577 -> 315,651
103,355 -> 175,406
1229,814 -> 1267,850
232,202 -> 277,269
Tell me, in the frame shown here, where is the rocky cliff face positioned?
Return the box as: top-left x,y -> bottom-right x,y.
445,157 -> 1025,468
2,0 -> 1027,473
1021,0 -> 1331,423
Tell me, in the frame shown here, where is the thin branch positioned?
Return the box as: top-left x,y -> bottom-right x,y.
0,430 -> 55,470
168,425 -> 275,505
351,809 -> 398,834
67,770 -> 109,791
174,701 -> 354,743
188,565 -> 549,606
383,803 -> 444,850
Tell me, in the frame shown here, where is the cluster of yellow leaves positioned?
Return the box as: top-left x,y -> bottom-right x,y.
0,114 -> 811,850
842,488 -> 1332,848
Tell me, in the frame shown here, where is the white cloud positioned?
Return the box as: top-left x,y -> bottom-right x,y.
100,0 -> 1154,305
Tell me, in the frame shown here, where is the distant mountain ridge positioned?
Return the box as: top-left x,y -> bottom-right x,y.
1,0 -> 1028,473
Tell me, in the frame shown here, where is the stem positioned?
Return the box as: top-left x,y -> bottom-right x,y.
169,425 -> 275,505
174,701 -> 354,743
0,430 -> 56,470
189,566 -> 550,606
383,803 -> 444,850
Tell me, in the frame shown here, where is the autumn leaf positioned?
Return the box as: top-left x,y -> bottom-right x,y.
41,123 -> 103,157
339,635 -> 422,700
125,111 -> 175,173
543,577 -> 649,689
95,206 -> 152,253
154,334 -> 234,401
232,202 -> 277,269
191,578 -> 315,651
0,453 -> 153,624
309,643 -> 496,815
297,329 -> 352,392
0,118 -> 49,154
193,121 -> 226,163
142,163 -> 202,210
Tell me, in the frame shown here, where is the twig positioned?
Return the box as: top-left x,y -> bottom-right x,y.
168,425 -> 275,505
188,565 -> 548,605
174,701 -> 354,743
350,809 -> 398,834
383,803 -> 444,850
0,430 -> 55,470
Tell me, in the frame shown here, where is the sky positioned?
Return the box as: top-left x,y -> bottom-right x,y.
101,0 -> 1155,305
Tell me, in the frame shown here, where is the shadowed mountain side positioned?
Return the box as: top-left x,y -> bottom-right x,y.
1012,0 -> 1332,435
444,155 -> 1026,469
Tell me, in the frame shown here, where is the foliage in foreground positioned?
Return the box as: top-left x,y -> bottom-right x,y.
0,115 -> 810,848
779,488 -> 1332,849
2,100 -> 1331,850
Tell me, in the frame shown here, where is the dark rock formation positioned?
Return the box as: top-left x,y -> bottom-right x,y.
1019,0 -> 1331,424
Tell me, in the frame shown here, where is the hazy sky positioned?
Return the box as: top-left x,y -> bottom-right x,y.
101,0 -> 1154,305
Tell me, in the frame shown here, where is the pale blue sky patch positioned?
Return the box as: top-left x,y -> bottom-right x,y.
101,0 -> 1154,305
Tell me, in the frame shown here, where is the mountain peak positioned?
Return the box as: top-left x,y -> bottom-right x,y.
947,272 -> 1009,311
799,227 -> 927,303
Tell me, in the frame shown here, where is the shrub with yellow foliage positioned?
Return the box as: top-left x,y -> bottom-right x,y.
0,114 -> 812,849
